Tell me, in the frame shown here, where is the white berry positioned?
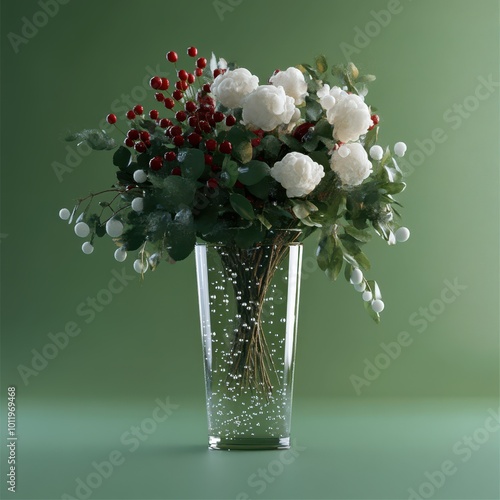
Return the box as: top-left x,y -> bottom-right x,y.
394,142 -> 407,157
59,208 -> 71,220
131,197 -> 144,212
350,268 -> 363,285
362,291 -> 373,302
372,299 -> 385,313
74,222 -> 90,238
354,282 -> 366,292
395,227 -> 410,243
369,145 -> 384,161
114,247 -> 128,262
133,170 -> 148,183
106,219 -> 124,238
81,242 -> 94,254
133,259 -> 148,274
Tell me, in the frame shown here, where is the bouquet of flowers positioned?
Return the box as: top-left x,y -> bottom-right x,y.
59,46 -> 409,322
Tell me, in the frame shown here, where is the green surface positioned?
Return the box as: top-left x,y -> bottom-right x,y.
1,0 -> 499,498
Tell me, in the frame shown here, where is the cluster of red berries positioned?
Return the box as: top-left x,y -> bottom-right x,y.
105,46 -> 238,188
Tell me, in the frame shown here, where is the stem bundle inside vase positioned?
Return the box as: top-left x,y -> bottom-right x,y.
217,230 -> 301,396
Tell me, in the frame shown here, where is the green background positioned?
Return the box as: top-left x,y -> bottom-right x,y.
1,0 -> 499,498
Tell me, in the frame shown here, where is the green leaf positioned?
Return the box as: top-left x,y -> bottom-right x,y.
121,226 -> 146,251
167,209 -> 196,261
312,119 -> 333,139
65,129 -> 116,150
260,135 -> 282,157
257,214 -> 272,230
279,134 -> 303,152
363,126 -> 379,150
113,146 -> 132,170
357,74 -> 376,83
238,160 -> 270,185
305,96 -> 323,122
230,193 -> 255,220
379,182 -> 406,195
178,148 -> 205,180
364,300 -> 381,323
150,176 -> 196,212
234,223 -> 266,248
315,55 -> 328,74
247,177 -> 272,199
220,158 -> 239,188
308,150 -> 331,171
226,127 -> 253,164
344,225 -> 372,242
194,205 -> 219,234
326,246 -> 343,281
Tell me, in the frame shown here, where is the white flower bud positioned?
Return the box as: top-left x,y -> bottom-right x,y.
350,268 -> 364,285
362,291 -> 373,302
81,242 -> 94,254
131,197 -> 144,212
395,227 -> 410,243
369,145 -> 384,161
133,259 -> 148,274
59,208 -> 71,220
114,247 -> 127,262
394,142 -> 407,157
106,219 -> 124,238
371,299 -> 385,313
74,222 -> 90,238
133,170 -> 148,183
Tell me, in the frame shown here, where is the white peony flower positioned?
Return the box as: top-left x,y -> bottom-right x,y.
242,85 -> 296,131
330,143 -> 372,186
211,68 -> 259,109
271,152 -> 325,198
326,93 -> 372,143
269,67 -> 308,105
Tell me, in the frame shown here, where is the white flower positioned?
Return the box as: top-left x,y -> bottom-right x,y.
242,85 -> 296,131
211,68 -> 259,109
326,93 -> 372,143
318,85 -> 347,112
270,152 -> 325,198
330,143 -> 372,186
270,67 -> 308,105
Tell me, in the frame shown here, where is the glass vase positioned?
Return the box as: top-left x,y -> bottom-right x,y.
195,235 -> 303,450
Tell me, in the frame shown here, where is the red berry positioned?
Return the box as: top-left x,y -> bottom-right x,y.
171,167 -> 182,176
150,76 -> 162,89
167,51 -> 178,63
187,46 -> 198,57
160,118 -> 172,128
149,109 -> 159,120
106,113 -> 117,124
180,81 -> 189,91
126,184 -> 136,191
196,57 -> 207,69
371,114 -> 380,125
170,125 -> 182,136
160,78 -> 170,91
185,101 -> 197,113
205,139 -> 217,152
140,131 -> 150,141
226,115 -> 236,126
173,90 -> 183,101
202,83 -> 211,93
187,73 -> 195,84
175,111 -> 187,122
188,116 -> 199,128
155,92 -> 165,102
135,141 -> 147,153
124,138 -> 134,147
211,164 -> 221,173
149,156 -> 163,171
251,138 -> 261,148
213,111 -> 224,123
126,110 -> 136,120
206,178 -> 218,189
164,151 -> 177,162
213,69 -> 223,78
133,105 -> 144,115
199,121 -> 212,133
173,135 -> 185,147
219,141 -> 232,154
195,68 -> 203,77
164,98 -> 175,109
178,69 -> 188,81
144,139 -> 151,148
204,154 -> 213,166
188,133 -> 202,146
127,129 -> 140,140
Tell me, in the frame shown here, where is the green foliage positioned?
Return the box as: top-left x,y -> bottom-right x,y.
238,160 -> 270,185
65,129 -> 116,150
230,193 -> 255,220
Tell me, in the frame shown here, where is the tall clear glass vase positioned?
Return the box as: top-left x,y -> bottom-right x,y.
195,236 -> 303,450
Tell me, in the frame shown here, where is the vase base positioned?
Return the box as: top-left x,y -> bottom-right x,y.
208,436 -> 290,451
